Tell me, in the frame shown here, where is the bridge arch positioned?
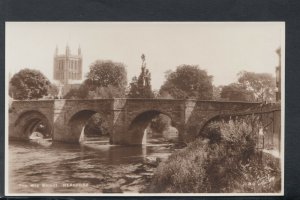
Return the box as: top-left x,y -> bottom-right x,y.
126,109 -> 180,145
196,113 -> 251,139
197,114 -> 222,136
13,110 -> 52,140
67,109 -> 111,143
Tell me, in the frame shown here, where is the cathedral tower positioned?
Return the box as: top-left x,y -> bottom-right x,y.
53,45 -> 83,85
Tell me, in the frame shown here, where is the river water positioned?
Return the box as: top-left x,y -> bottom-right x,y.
8,139 -> 176,194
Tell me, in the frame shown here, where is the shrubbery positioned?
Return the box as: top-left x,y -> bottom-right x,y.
148,119 -> 281,193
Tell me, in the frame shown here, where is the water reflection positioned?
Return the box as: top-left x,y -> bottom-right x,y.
9,139 -> 175,193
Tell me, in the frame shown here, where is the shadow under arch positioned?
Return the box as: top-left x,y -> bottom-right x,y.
13,110 -> 52,140
67,109 -> 111,143
197,113 -> 243,138
127,110 -> 178,145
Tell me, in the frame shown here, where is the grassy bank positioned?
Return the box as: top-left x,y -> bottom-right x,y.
147,119 -> 281,193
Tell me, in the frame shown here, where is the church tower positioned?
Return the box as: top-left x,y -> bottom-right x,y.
53,45 -> 83,85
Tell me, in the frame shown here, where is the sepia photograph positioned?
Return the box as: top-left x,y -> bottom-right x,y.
5,22 -> 284,196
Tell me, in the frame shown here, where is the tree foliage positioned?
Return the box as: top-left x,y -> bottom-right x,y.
64,60 -> 127,99
9,69 -> 50,100
64,83 -> 89,99
237,71 -> 276,102
220,83 -> 255,101
84,113 -> 110,137
127,54 -> 154,98
219,71 -> 276,102
159,65 -> 213,99
150,114 -> 172,134
85,60 -> 127,92
127,76 -> 139,97
47,84 -> 59,97
89,85 -> 126,98
212,86 -> 222,100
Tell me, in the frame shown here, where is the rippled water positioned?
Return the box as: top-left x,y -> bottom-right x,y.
8,140 -> 175,194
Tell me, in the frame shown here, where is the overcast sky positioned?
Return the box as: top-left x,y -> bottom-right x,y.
6,22 -> 284,90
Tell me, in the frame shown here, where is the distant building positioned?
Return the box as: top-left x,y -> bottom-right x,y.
275,47 -> 281,102
53,45 -> 82,84
53,45 -> 83,97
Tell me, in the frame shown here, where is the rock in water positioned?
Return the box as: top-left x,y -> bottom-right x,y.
144,156 -> 161,167
162,127 -> 179,142
29,132 -> 44,140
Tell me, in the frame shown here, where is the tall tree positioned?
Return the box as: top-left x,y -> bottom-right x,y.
64,60 -> 127,99
127,76 -> 139,97
159,65 -> 213,99
86,60 -> 127,91
127,54 -> 154,98
9,69 -> 50,100
220,83 -> 255,101
237,71 -> 276,102
65,60 -> 128,99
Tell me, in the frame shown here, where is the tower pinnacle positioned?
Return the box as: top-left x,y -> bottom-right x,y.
78,45 -> 81,56
55,45 -> 58,55
66,44 -> 70,55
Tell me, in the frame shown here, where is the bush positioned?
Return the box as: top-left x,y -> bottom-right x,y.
148,119 -> 281,193
148,139 -> 210,192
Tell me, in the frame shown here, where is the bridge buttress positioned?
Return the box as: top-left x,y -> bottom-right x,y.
110,98 -> 128,144
52,100 -> 73,142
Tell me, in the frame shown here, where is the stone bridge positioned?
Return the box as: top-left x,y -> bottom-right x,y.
9,98 -> 260,145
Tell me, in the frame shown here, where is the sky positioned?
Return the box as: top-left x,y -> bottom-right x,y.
6,22 -> 284,90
